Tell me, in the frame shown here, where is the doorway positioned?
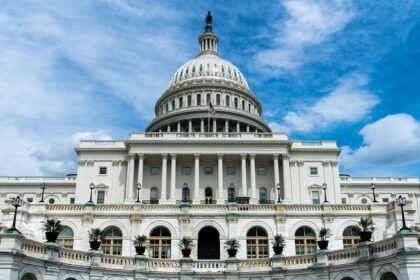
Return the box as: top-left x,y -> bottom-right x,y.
198,226 -> 220,259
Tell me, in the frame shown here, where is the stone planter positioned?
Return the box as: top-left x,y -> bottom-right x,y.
90,240 -> 101,250
360,231 -> 372,242
45,232 -> 59,243
227,249 -> 237,257
273,246 -> 284,255
317,240 -> 329,250
135,246 -> 146,255
181,249 -> 191,257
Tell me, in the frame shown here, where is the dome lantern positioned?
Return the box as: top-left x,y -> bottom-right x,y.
198,11 -> 219,55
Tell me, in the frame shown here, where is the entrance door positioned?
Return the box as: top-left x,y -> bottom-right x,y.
198,226 -> 220,259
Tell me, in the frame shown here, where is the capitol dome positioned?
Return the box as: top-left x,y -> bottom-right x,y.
145,12 -> 271,133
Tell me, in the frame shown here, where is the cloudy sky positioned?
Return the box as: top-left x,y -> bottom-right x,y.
1,0 -> 419,177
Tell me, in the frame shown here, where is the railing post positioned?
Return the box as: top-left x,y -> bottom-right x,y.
396,230 -> 420,251
135,255 -> 148,279
226,257 -> 239,279
0,232 -> 23,280
180,257 -> 193,280
89,249 -> 103,267
45,242 -> 60,260
0,232 -> 23,252
271,255 -> 285,279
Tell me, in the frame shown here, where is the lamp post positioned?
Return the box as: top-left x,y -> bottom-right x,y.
397,195 -> 410,231
88,183 -> 95,203
136,183 -> 142,203
39,183 -> 47,202
276,183 -> 281,203
323,183 -> 328,203
8,196 -> 23,233
370,183 -> 378,203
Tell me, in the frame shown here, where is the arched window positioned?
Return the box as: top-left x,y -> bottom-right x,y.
197,94 -> 201,106
228,184 -> 235,203
21,274 -> 37,280
171,100 -> 175,111
259,187 -> 267,204
234,98 -> 238,108
343,226 -> 360,248
102,227 -> 123,255
58,226 -> 74,249
182,184 -> 190,202
242,100 -> 245,109
295,226 -> 316,255
206,94 -> 211,105
216,94 -> 221,105
179,97 -> 183,108
187,95 -> 192,106
150,187 -> 159,204
246,226 -> 268,259
150,226 -> 171,259
165,103 -> 168,112
226,95 -> 230,107
380,272 -> 398,280
205,187 -> 213,204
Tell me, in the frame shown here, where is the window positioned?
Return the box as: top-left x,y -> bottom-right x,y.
206,94 -> 211,104
99,167 -> 107,175
182,184 -> 190,202
382,198 -> 389,203
234,98 -> 238,108
226,95 -> 230,107
295,226 -> 316,255
49,198 -> 55,204
58,226 -> 74,249
70,198 -> 75,204
182,167 -> 191,175
247,227 -> 268,259
361,198 -> 368,204
259,187 -> 268,204
27,198 -> 33,202
102,227 -> 123,255
341,198 -> 347,204
97,191 -> 105,204
204,167 -> 213,175
149,226 -> 171,259
311,191 -> 320,205
179,97 -> 183,108
343,226 -> 360,248
228,185 -> 236,203
310,167 -> 318,175
171,100 -> 175,110
226,167 -> 235,175
150,187 -> 159,204
242,100 -> 245,109
197,94 -> 201,106
151,167 -> 160,175
216,94 -> 221,105
205,187 -> 213,204
188,95 -> 192,106
257,167 -> 267,176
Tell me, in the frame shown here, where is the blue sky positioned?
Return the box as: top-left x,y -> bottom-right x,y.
1,0 -> 419,177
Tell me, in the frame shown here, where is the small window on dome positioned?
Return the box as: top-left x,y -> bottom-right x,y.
180,70 -> 183,78
185,67 -> 189,75
197,94 -> 201,106
216,94 -> 221,105
192,66 -> 195,73
221,65 -> 224,73
242,100 -> 245,109
174,73 -> 178,81
207,64 -> 210,71
228,67 -> 231,75
188,95 -> 192,106
199,64 -> 203,72
226,95 -> 230,107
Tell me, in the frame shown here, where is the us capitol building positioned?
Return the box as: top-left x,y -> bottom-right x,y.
1,13 -> 420,280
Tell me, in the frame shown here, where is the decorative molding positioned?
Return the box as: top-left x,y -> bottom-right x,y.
128,154 -> 136,160
330,161 -> 338,167
138,153 -> 145,160
275,216 -> 286,223
78,160 -> 86,166
171,153 -> 177,160
289,161 -> 296,167
86,161 -> 95,166
272,153 -> 279,160
131,214 -> 142,223
194,153 -> 200,159
81,215 -> 94,224
249,154 -> 256,160
297,161 -> 304,167
179,215 -> 190,224
226,214 -> 238,223
217,153 -> 224,159
281,154 -> 290,160
161,153 -> 168,159
112,160 -> 120,167
322,161 -> 330,167
240,153 -> 247,160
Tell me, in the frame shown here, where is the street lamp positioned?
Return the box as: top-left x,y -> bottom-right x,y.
323,183 -> 328,203
136,183 -> 142,203
397,195 -> 410,231
276,183 -> 281,203
88,183 -> 95,203
39,182 -> 47,202
8,196 -> 23,233
370,183 -> 378,203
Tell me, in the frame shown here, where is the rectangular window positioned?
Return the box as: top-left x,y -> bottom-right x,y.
311,191 -> 320,204
227,167 -> 235,175
70,198 -> 75,204
257,167 -> 267,176
204,167 -> 213,175
151,167 -> 160,175
27,197 -> 33,202
310,167 -> 318,175
382,198 -> 389,203
341,198 -> 347,204
97,191 -> 105,204
99,167 -> 107,175
182,167 -> 190,175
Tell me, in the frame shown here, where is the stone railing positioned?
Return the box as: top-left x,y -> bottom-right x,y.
327,247 -> 360,264
129,132 -> 288,141
192,260 -> 226,272
238,259 -> 271,271
282,254 -> 316,268
147,259 -> 180,272
102,255 -> 136,268
370,236 -> 400,256
59,247 -> 91,263
22,239 -> 47,257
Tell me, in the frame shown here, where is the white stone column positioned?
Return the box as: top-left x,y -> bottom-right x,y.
126,154 -> 135,202
169,153 -> 177,203
193,153 -> 200,204
200,119 -> 204,132
236,122 -> 240,133
167,125 -> 170,132
241,154 -> 248,196
188,120 -> 192,132
273,154 -> 280,203
137,154 -> 145,201
249,154 -> 257,204
160,154 -> 168,202
225,120 -> 229,133
177,122 -> 181,133
246,125 -> 250,132
282,154 -> 291,203
217,154 -> 224,204
213,119 -> 217,133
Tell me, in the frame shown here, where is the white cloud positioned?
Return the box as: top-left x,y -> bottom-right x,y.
341,114 -> 420,168
272,74 -> 379,133
256,0 -> 355,71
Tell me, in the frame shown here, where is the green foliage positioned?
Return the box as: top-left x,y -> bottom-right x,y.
319,227 -> 332,241
178,237 -> 195,250
224,239 -> 241,250
133,235 -> 148,247
358,217 -> 375,232
89,228 -> 105,241
272,234 -> 286,247
42,219 -> 64,233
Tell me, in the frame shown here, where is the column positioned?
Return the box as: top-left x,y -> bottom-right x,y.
282,154 -> 291,203
193,154 -> 200,204
200,119 -> 204,132
236,122 -> 240,133
249,154 -> 257,204
188,120 -> 192,132
273,154 -> 280,203
213,119 -> 217,133
137,154 -> 145,201
241,154 -> 247,196
177,122 -> 181,132
169,153 -> 177,203
125,154 -> 135,201
217,154 -> 224,204
167,125 -> 171,132
160,154 -> 168,201
246,125 -> 250,132
225,120 -> 229,133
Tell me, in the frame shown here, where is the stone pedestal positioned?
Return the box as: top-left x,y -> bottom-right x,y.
271,255 -> 284,271
45,242 -> 60,260
89,250 -> 103,267
180,257 -> 193,280
0,232 -> 23,252
397,230 -> 420,251
226,257 -> 239,280
134,255 -> 148,280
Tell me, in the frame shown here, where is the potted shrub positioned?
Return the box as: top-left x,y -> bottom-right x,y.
133,235 -> 148,255
178,237 -> 195,257
272,234 -> 285,255
43,219 -> 63,243
225,238 -> 240,257
317,227 -> 331,250
358,217 -> 375,242
89,228 -> 105,250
